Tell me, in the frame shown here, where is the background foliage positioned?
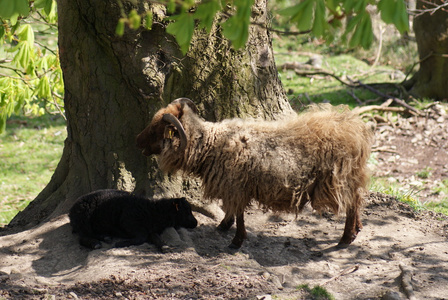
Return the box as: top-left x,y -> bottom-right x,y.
0,0 -> 63,133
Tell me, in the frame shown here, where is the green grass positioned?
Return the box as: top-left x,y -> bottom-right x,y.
297,284 -> 335,300
416,167 -> 432,179
0,115 -> 66,226
370,177 -> 448,215
370,177 -> 425,211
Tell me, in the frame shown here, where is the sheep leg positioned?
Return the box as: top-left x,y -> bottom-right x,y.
149,232 -> 172,253
217,212 -> 235,231
229,213 -> 247,249
338,204 -> 362,248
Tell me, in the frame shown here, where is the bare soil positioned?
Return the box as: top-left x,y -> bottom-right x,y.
1,105 -> 448,300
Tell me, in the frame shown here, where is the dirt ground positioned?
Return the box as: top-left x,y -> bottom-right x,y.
0,104 -> 447,300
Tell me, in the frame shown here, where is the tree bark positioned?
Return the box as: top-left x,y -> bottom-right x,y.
407,0 -> 448,99
7,0 -> 291,230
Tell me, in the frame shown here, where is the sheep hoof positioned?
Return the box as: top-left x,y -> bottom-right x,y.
228,242 -> 241,249
336,242 -> 351,249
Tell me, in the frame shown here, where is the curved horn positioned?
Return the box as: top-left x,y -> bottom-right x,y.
171,98 -> 199,114
162,113 -> 187,152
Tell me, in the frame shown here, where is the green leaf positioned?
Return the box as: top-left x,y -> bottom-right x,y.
166,12 -> 195,54
14,41 -> 31,69
167,0 -> 176,14
16,0 -> 29,16
17,24 -> 34,45
378,0 -> 396,24
348,12 -> 373,49
0,0 -> 17,19
116,18 -> 125,36
393,0 -> 409,33
221,0 -> 254,49
312,0 -> 327,37
296,0 -> 315,31
0,23 -> 5,40
128,9 -> 141,29
0,112 -> 6,133
0,0 -> 29,19
195,0 -> 221,32
360,14 -> 373,49
378,0 -> 409,33
145,11 -> 153,30
326,0 -> 337,11
344,13 -> 362,36
37,75 -> 52,99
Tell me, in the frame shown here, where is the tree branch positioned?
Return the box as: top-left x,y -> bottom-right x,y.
347,77 -> 422,115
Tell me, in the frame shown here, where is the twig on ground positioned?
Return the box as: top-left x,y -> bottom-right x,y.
294,69 -> 355,87
321,265 -> 359,286
399,263 -> 417,300
347,89 -> 363,105
353,104 -> 407,115
372,146 -> 398,153
348,77 -> 422,116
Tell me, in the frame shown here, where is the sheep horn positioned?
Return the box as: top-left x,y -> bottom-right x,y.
162,113 -> 187,152
171,98 -> 199,114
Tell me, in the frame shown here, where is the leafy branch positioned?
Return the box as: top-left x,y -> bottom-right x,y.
0,0 -> 63,133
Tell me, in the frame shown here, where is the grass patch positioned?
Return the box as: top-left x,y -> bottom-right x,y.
370,177 -> 448,216
0,115 -> 66,226
370,177 -> 424,211
416,167 -> 432,179
297,284 -> 335,300
425,201 -> 448,216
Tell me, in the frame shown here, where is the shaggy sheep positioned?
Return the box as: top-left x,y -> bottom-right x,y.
136,98 -> 373,249
69,189 -> 198,251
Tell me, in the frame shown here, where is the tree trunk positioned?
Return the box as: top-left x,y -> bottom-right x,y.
407,0 -> 448,99
7,0 -> 291,230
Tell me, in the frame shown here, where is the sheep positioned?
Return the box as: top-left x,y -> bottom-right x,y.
69,189 -> 198,251
136,98 -> 373,249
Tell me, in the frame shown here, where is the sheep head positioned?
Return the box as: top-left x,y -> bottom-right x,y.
136,98 -> 197,156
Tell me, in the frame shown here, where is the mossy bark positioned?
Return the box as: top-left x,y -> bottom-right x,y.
7,0 -> 291,230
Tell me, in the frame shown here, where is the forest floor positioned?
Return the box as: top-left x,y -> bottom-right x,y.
0,105 -> 447,300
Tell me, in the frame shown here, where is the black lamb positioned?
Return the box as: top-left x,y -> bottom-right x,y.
69,189 -> 198,251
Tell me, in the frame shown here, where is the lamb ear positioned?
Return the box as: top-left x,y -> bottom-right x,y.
162,113 -> 187,152
170,98 -> 198,114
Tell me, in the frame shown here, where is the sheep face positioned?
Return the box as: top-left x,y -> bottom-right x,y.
173,197 -> 198,229
136,103 -> 181,156
136,98 -> 197,156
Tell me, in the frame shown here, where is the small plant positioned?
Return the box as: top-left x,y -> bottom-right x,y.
416,167 -> 432,179
370,177 -> 448,216
297,284 -> 335,300
432,178 -> 448,195
370,177 -> 424,211
425,201 -> 448,216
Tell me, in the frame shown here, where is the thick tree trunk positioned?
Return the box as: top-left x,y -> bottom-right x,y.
407,0 -> 448,99
8,0 -> 291,230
